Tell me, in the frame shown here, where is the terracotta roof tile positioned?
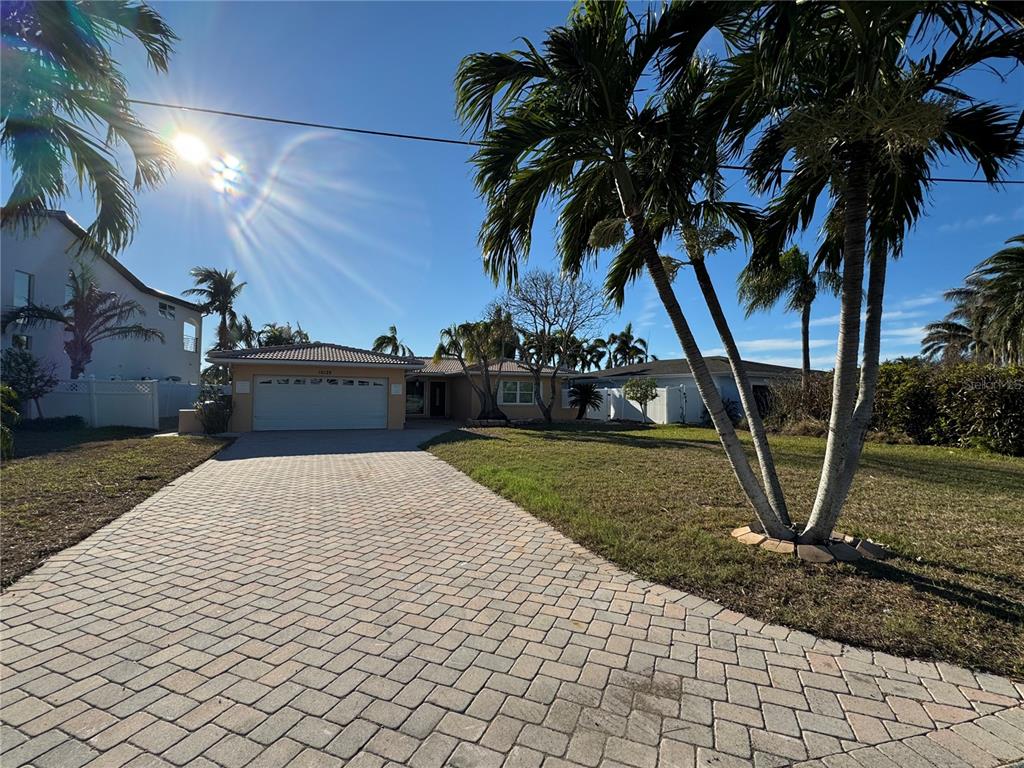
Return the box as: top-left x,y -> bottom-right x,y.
207,343 -> 421,366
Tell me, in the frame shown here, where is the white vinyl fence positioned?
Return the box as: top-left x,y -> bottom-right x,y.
39,379 -> 161,429
157,382 -> 202,419
585,384 -> 708,425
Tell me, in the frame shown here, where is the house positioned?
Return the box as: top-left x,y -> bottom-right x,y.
1,211 -> 204,381
574,357 -> 800,423
203,343 -> 577,431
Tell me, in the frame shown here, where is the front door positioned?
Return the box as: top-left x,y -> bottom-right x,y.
429,381 -> 446,418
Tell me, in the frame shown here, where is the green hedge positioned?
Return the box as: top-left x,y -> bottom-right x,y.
768,361 -> 1024,456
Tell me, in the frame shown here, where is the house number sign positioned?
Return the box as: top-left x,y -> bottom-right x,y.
318,369 -> 332,375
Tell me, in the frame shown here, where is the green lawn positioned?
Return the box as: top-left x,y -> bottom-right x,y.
1,427 -> 227,588
427,423 -> 1024,679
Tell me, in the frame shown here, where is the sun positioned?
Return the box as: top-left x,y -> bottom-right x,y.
172,132 -> 210,165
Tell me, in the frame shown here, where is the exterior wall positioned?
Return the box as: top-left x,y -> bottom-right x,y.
1,217 -> 203,381
227,363 -> 408,432
453,374 -> 576,421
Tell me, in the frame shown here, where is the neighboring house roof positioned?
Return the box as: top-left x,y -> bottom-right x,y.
411,356 -> 572,377
207,343 -> 423,368
574,356 -> 800,380
47,211 -> 204,312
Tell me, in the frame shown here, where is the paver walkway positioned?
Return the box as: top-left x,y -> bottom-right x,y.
2,429 -> 1022,768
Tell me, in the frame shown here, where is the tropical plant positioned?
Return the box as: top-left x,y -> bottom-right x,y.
1,264 -> 164,379
1,1 -> 177,254
739,245 -> 841,388
258,322 -> 309,347
230,314 -> 259,350
434,306 -> 517,420
0,348 -> 58,418
183,267 -> 246,351
577,338 -> 608,372
568,382 -> 603,420
194,384 -> 231,434
1,384 -> 20,460
606,323 -> 650,367
622,377 -> 658,423
455,2 -> 794,538
372,325 -> 413,356
503,271 -> 609,422
698,1 -> 1024,543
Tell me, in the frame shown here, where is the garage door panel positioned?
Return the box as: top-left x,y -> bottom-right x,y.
253,376 -> 387,430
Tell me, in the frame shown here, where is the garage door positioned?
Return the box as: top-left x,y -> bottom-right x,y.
253,376 -> 387,430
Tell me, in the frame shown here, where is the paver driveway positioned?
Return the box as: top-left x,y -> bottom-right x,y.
2,428 -> 1022,768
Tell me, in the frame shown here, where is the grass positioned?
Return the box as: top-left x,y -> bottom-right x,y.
426,423 -> 1024,679
1,427 -> 227,588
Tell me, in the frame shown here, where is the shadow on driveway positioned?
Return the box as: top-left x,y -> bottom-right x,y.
213,423 -> 458,460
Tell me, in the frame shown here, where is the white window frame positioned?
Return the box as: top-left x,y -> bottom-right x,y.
182,320 -> 198,352
499,380 -> 537,405
13,271 -> 33,310
159,301 -> 176,319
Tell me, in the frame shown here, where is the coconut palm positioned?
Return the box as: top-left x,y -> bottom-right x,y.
455,2 -> 793,537
1,1 -> 177,254
569,382 -> 603,420
183,267 -> 246,351
607,323 -> 650,367
258,322 -> 309,347
698,1 -> 1024,542
372,325 -> 413,356
739,246 -> 841,389
1,264 -> 163,378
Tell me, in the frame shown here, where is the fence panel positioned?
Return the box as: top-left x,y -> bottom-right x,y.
36,379 -> 159,429
157,382 -> 200,418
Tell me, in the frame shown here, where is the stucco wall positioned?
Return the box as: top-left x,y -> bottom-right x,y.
450,374 -> 576,421
227,363 -> 408,431
1,218 -> 203,381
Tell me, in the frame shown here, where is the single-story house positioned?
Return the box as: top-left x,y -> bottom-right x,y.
202,342 -> 576,432
573,356 -> 800,423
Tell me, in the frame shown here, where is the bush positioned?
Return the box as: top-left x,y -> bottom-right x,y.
194,386 -> 232,434
702,396 -> 744,428
764,373 -> 832,430
873,359 -> 936,444
933,365 -> 1024,456
0,348 -> 58,419
622,377 -> 658,422
16,415 -> 87,431
1,385 -> 19,460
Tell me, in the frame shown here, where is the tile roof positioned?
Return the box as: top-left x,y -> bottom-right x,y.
410,357 -> 571,377
207,343 -> 422,366
574,356 -> 801,379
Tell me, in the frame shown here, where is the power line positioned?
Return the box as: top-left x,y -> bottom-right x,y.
130,97 -> 1024,185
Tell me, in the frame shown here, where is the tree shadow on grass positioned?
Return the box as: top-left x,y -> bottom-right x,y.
10,427 -> 156,460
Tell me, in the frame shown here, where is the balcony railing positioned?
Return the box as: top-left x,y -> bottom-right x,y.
183,335 -> 198,353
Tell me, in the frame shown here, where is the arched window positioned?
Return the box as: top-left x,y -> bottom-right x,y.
182,320 -> 198,352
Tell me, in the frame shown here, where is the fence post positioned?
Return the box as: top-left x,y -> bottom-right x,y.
150,380 -> 160,430
87,379 -> 98,427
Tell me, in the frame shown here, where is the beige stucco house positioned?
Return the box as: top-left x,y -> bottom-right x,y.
203,342 -> 576,432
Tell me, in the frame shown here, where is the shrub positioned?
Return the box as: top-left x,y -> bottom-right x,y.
1,384 -> 19,460
194,386 -> 232,434
0,348 -> 58,419
933,365 -> 1024,456
622,377 -> 658,422
764,373 -> 832,430
873,359 -> 937,444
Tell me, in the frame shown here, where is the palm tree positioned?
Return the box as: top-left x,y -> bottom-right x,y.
568,382 -> 603,420
1,1 -> 177,254
738,246 -> 841,389
921,318 -> 976,364
434,307 -> 516,420
581,339 -> 608,372
1,264 -> 163,378
701,2 -> 1024,543
970,235 -> 1024,365
607,323 -> 650,367
229,314 -> 258,350
455,2 -> 792,538
372,325 -> 413,356
258,322 -> 309,347
183,267 -> 246,351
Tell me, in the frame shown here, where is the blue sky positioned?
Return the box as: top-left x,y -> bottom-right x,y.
10,2 -> 1024,366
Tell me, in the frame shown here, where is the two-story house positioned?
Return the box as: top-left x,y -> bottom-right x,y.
1,211 -> 204,382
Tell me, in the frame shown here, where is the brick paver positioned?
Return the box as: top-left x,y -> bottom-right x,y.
2,428 -> 1022,767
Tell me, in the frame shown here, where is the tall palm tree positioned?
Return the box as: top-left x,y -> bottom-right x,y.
229,314 -> 258,350
738,246 -> 841,389
372,325 -> 413,356
258,322 -> 309,347
698,1 -> 1024,542
1,1 -> 177,254
607,323 -> 650,367
455,2 -> 792,538
183,267 -> 246,351
1,264 -> 163,378
921,318 -> 976,363
971,235 -> 1024,365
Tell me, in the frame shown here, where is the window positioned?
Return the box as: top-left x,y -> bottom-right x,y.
11,334 -> 31,350
292,378 -> 306,385
158,301 -> 176,319
182,320 -> 198,352
13,271 -> 33,307
406,380 -> 425,415
499,380 -> 536,405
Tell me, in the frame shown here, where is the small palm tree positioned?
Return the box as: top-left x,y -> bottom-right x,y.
1,1 -> 177,254
1,264 -> 163,378
258,322 -> 309,347
183,267 -> 246,351
372,325 -> 412,356
738,246 -> 841,389
229,314 -> 258,349
568,382 -> 603,420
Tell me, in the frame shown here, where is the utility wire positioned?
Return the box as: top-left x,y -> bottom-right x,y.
130,97 -> 1024,185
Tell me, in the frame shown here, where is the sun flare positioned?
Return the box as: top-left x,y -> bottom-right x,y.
172,132 -> 210,165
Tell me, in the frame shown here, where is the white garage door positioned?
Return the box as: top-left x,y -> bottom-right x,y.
253,375 -> 387,430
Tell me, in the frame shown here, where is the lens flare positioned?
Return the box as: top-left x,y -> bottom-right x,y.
172,133 -> 210,165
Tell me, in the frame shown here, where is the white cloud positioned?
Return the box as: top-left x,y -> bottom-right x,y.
790,307 -> 927,329
937,206 -> 1024,233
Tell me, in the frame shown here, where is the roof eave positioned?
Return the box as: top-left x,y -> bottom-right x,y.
205,356 -> 423,369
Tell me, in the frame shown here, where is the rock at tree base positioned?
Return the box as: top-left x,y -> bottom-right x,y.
797,544 -> 835,563
760,538 -> 795,554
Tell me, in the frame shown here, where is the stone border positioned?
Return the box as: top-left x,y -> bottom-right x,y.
731,525 -> 893,564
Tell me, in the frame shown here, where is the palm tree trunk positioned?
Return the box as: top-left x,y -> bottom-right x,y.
609,162 -> 791,539
801,303 -> 812,392
828,245 -> 887,519
690,258 -> 791,526
218,313 -> 230,351
801,149 -> 869,544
